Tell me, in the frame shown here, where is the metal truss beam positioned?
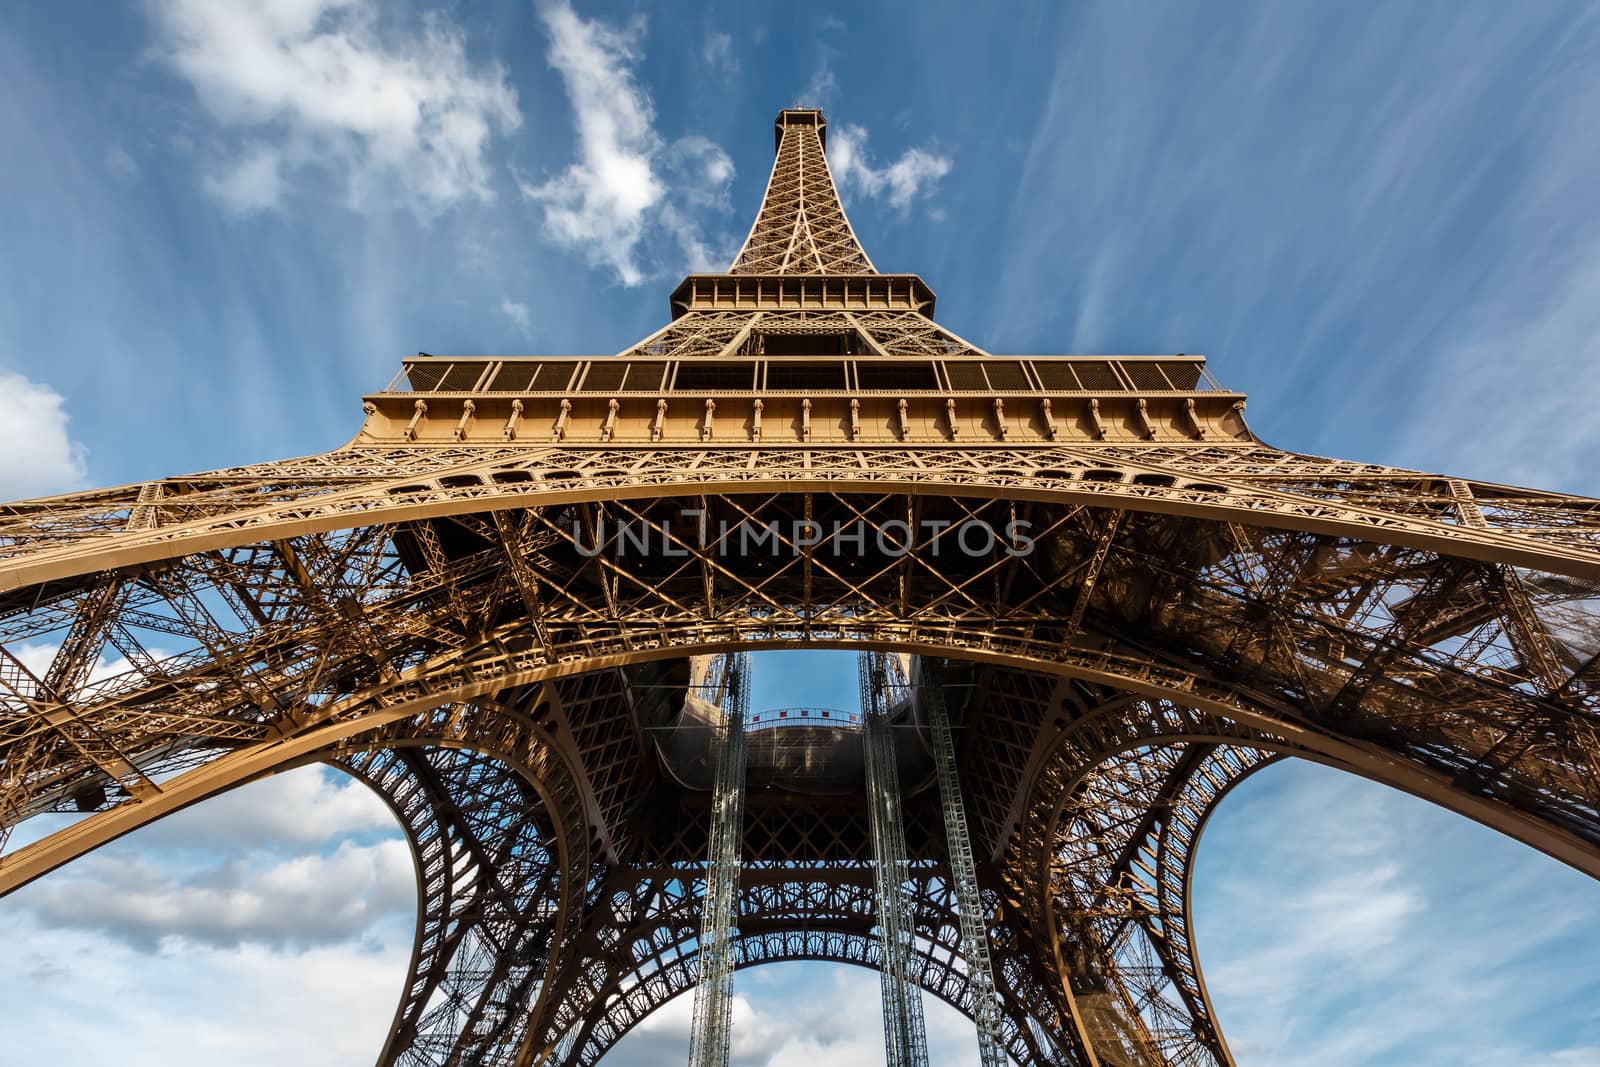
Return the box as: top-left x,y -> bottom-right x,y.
687,653 -> 749,1067
6,444 -> 1600,591
862,651 -> 931,1067
3,103 -> 1600,1067
730,109 -> 875,275
921,660 -> 1009,1066
550,862 -> 1078,1067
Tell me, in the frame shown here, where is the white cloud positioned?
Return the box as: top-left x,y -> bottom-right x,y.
105,142 -> 139,179
20,838 -> 414,951
660,137 -> 739,272
800,57 -> 839,109
1193,761 -> 1600,1064
128,766 -> 401,852
203,143 -> 287,213
0,369 -> 89,501
521,2 -> 736,284
672,135 -> 735,204
829,123 -> 952,213
9,640 -> 163,697
4,766 -> 410,952
0,764 -> 414,1065
521,3 -> 661,284
148,0 -> 520,214
1396,239 -> 1600,494
0,919 -> 410,1067
703,31 -> 737,76
499,296 -> 532,336
603,964 -> 989,1066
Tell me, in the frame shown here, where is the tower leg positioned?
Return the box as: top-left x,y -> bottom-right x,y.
862,652 -> 932,1067
687,653 -> 750,1067
922,660 -> 1010,1066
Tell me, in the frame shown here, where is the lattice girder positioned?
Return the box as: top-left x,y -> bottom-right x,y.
3,485 -> 1599,895
5,102 -> 1600,1067
540,863 -> 1074,1067
730,109 -> 875,275
319,676 -> 1282,1067
275,692 -> 597,1065
4,444 -> 1599,591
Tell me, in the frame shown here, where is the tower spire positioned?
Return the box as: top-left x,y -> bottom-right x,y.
729,108 -> 876,275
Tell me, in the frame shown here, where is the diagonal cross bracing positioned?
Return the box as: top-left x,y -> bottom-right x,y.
3,103 -> 1600,1067
730,109 -> 875,275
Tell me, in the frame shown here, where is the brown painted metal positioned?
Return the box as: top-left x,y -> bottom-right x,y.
2,107 -> 1599,1066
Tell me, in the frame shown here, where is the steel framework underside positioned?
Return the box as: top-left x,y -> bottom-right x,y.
2,107 -> 1599,1067
2,466 -> 1597,1064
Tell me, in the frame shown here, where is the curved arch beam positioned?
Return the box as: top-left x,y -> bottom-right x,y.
1002,687 -> 1600,1067
338,741 -> 579,1065
5,488 -> 1593,870
3,445 -> 1598,591
6,489 -> 1593,851
1029,735 -> 1275,1066
572,930 -> 1068,1067
1156,747 -> 1278,1067
541,867 -> 1078,1067
4,628 -> 1598,901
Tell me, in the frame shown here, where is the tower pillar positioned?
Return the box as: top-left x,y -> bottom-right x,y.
862,651 -> 932,1067
923,659 -> 1010,1066
687,654 -> 750,1067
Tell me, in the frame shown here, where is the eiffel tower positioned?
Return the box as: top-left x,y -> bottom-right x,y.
3,106 -> 1599,1066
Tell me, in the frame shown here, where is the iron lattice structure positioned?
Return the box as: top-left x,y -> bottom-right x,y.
686,653 -> 748,1067
1,106 -> 1599,1065
860,651 -> 931,1067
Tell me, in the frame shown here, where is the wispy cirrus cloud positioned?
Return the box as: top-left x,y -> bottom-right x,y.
1395,210 -> 1600,495
829,124 -> 953,214
498,296 -> 533,337
702,31 -> 738,76
521,1 -> 737,285
1194,762 -> 1600,1064
148,0 -> 521,214
986,3 -> 1600,500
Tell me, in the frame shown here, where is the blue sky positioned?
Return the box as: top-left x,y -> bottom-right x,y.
3,1 -> 1600,1064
